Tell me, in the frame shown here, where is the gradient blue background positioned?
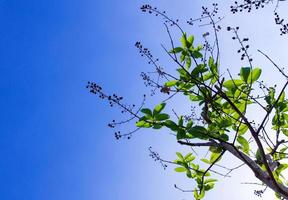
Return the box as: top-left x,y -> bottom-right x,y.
1,0 -> 288,200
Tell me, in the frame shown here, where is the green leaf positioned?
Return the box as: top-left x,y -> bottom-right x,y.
248,68 -> 262,83
204,183 -> 215,191
279,91 -> 285,102
194,189 -> 199,199
176,152 -> 184,160
240,67 -> 251,82
192,51 -> 203,58
189,94 -> 204,101
174,167 -> 186,172
210,152 -> 222,163
237,135 -> 250,154
200,158 -> 211,164
165,80 -> 178,87
282,129 -> 288,137
187,126 -> 208,139
177,129 -> 187,140
219,134 -> 229,142
186,56 -> 191,69
136,120 -> 152,128
180,33 -> 187,48
186,120 -> 193,130
169,47 -> 183,54
164,120 -> 178,131
223,79 -> 244,90
187,35 -> 194,46
180,52 -> 186,62
275,164 -> 288,175
204,179 -> 217,184
191,64 -> 207,77
198,190 -> 205,199
154,113 -> 170,121
153,102 -> 166,115
209,146 -> 222,153
185,154 -> 195,162
152,124 -> 163,129
140,108 -> 152,116
238,123 -> 249,135
208,57 -> 214,69
178,116 -> 184,126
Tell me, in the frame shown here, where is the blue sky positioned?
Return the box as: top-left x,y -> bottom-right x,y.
1,0 -> 288,200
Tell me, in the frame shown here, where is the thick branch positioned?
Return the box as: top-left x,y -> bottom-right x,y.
180,139 -> 288,199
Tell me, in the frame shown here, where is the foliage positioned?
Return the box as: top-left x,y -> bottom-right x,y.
87,1 -> 288,199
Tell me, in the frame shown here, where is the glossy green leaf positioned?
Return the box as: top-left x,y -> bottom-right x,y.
136,120 -> 152,128
153,102 -> 166,115
177,129 -> 187,140
174,167 -> 186,172
154,113 -> 170,121
188,126 -> 208,139
164,120 -> 178,131
247,68 -> 262,83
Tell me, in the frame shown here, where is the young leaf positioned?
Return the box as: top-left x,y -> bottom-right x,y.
237,136 -> 250,154
136,120 -> 152,128
153,102 -> 166,115
210,152 -> 222,163
180,33 -> 187,48
176,152 -> 184,161
248,68 -> 262,83
200,158 -> 211,164
174,167 -> 186,172
187,35 -> 194,46
165,80 -> 178,87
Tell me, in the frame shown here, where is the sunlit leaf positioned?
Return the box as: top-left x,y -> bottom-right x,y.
153,102 -> 166,115
174,167 -> 186,172
237,135 -> 250,154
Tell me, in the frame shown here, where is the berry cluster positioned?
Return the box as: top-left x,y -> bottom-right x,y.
227,26 -> 252,61
149,147 -> 168,169
230,0 -> 272,13
254,189 -> 264,197
187,3 -> 220,27
275,12 -> 288,35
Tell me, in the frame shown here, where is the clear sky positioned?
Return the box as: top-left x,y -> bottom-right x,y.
1,0 -> 288,200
